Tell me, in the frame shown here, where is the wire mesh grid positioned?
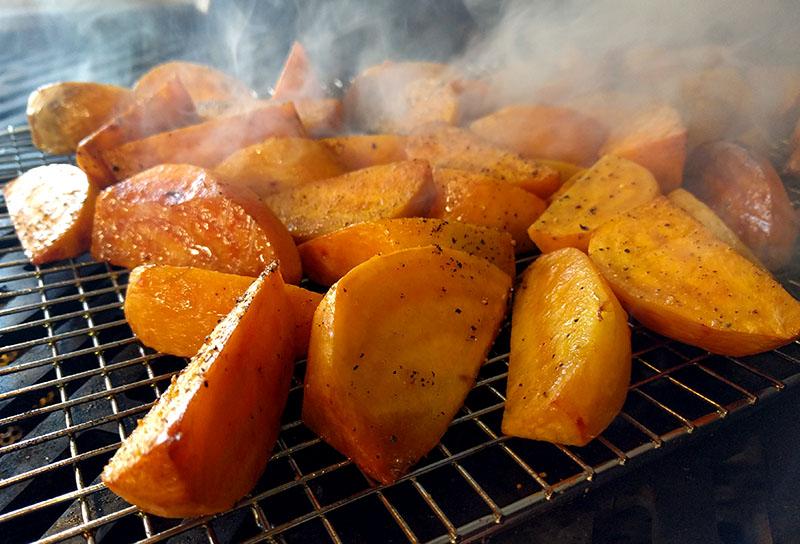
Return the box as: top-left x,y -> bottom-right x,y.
0,125 -> 799,544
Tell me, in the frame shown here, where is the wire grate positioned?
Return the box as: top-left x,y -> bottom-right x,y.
0,124 -> 799,543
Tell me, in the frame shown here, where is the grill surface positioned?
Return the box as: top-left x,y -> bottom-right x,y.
0,125 -> 799,544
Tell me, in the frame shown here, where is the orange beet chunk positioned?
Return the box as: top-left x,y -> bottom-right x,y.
91,164 -> 301,283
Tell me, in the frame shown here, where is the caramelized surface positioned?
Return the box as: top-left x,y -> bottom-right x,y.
91,164 -> 301,283
686,141 -> 799,270
4,164 -> 97,264
102,265 -> 295,517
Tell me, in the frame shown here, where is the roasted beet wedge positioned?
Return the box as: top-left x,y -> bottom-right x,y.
102,264 -> 295,518
303,246 -> 510,484
125,264 -> 320,358
91,164 -> 301,283
686,141 -> 799,270
77,77 -> 199,188
4,164 -> 97,264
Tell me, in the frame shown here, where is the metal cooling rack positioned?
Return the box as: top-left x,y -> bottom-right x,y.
1,125 -> 800,544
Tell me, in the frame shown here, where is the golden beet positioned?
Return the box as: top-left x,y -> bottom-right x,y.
27,82 -> 131,154
4,165 -> 97,264
298,217 -> 515,285
133,60 -> 255,104
215,137 -> 345,197
589,197 -> 800,356
303,246 -> 510,484
125,265 -> 321,357
503,248 -> 631,446
600,105 -> 687,192
102,265 -> 295,518
320,134 -> 408,171
529,155 -> 660,253
405,125 -> 561,198
91,164 -> 301,283
430,168 -> 546,254
102,103 -> 306,181
470,104 -> 607,166
685,141 -> 799,270
77,77 -> 199,188
264,160 -> 436,242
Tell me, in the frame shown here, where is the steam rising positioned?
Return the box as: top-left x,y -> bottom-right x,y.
14,0 -> 800,144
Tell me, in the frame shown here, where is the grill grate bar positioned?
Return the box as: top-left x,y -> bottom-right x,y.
0,402 -> 152,457
0,443 -> 119,491
30,506 -> 140,544
0,481 -> 106,525
0,301 -> 124,335
1,319 -> 129,354
32,257 -> 96,544
0,348 -> 161,393
0,371 -> 177,427
410,478 -> 458,541
725,356 -> 785,389
636,357 -> 728,416
0,283 -> 129,320
0,269 -> 124,295
284,444 -> 344,544
632,389 -> 695,431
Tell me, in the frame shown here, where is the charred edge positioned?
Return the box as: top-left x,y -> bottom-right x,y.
261,260 -> 281,277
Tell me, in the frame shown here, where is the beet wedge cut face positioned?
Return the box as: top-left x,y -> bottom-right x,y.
102,264 -> 295,518
215,137 -> 345,197
320,134 -> 408,170
529,154 -> 660,253
125,264 -> 321,358
430,168 -> 547,254
503,248 -> 631,447
588,197 -> 800,357
91,164 -> 302,283
303,245 -> 511,484
133,60 -> 255,105
667,188 -> 760,266
599,104 -> 687,193
263,160 -> 436,243
470,104 -> 607,166
298,217 -> 515,285
4,164 -> 98,265
405,124 -> 561,199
